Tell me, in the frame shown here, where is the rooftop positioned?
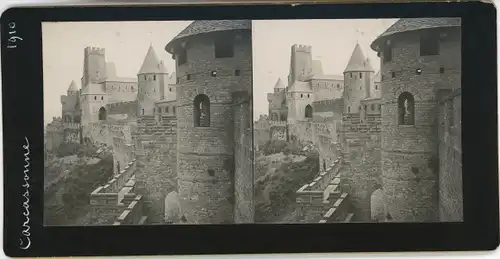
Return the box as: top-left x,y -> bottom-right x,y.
344,43 -> 374,72
371,18 -> 461,50
166,20 -> 251,53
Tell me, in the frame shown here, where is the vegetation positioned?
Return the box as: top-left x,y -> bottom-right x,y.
254,140 -> 319,222
54,142 -> 100,158
44,146 -> 113,226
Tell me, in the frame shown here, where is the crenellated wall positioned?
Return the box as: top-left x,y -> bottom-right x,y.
89,160 -> 141,225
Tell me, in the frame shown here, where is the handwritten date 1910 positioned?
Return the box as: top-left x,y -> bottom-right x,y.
7,22 -> 23,49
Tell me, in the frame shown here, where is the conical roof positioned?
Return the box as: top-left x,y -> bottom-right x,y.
138,45 -> 161,75
67,80 -> 78,92
344,43 -> 374,72
274,78 -> 285,89
166,20 -> 251,53
159,61 -> 169,74
371,18 -> 461,51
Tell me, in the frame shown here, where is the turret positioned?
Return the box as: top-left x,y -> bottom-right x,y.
137,45 -> 162,116
343,43 -> 374,114
67,80 -> 78,95
274,77 -> 285,93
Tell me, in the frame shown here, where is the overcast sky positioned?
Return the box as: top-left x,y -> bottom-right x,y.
42,21 -> 191,125
42,19 -> 396,124
252,19 -> 397,119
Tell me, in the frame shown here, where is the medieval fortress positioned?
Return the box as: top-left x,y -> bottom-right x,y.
254,18 -> 463,223
45,20 -> 254,225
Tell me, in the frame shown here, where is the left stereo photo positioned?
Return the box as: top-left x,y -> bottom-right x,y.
43,20 -> 255,226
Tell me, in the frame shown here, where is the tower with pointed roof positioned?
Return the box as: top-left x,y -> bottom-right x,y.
137,45 -> 163,116
267,78 -> 287,122
371,18 -> 462,222
343,43 -> 375,115
166,20 -> 254,224
61,80 -> 82,123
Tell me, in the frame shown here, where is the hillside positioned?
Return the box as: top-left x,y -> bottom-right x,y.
44,143 -> 114,226
254,140 -> 319,223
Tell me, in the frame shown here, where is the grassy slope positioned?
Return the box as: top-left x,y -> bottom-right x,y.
44,143 -> 114,226
254,140 -> 319,223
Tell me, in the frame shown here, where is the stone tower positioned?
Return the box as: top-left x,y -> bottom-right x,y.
371,18 -> 462,222
137,45 -> 163,116
287,45 -> 314,124
82,47 -> 106,86
343,43 -> 374,115
267,78 -> 287,121
80,47 -> 107,125
288,44 -> 313,86
61,80 -> 81,123
166,20 -> 253,224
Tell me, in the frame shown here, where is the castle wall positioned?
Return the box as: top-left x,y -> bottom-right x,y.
379,27 -> 461,222
311,79 -> 344,102
174,29 -> 252,224
438,89 -> 462,221
338,121 -> 382,222
104,81 -> 138,104
270,122 -> 287,141
289,121 -> 313,144
134,115 -> 177,224
82,122 -> 110,146
63,128 -> 81,144
156,100 -> 177,117
46,131 -> 64,151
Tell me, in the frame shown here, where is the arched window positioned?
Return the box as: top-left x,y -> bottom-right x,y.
348,106 -> 351,113
305,105 -> 313,118
280,113 -> 287,121
281,100 -> 286,108
153,75 -> 156,81
398,92 -> 415,125
271,113 -> 278,121
194,94 -> 210,127
98,107 -> 107,121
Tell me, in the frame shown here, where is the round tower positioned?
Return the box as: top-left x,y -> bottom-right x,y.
371,18 -> 461,222
137,45 -> 163,116
343,43 -> 375,115
166,20 -> 252,224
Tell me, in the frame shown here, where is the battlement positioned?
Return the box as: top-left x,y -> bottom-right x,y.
297,158 -> 342,195
112,195 -> 146,225
85,46 -> 105,55
91,160 -> 136,195
338,122 -> 381,134
269,121 -> 287,127
63,122 -> 80,130
292,44 -> 312,53
318,193 -> 351,223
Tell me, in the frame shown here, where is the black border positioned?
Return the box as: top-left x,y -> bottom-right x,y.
1,2 -> 498,257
